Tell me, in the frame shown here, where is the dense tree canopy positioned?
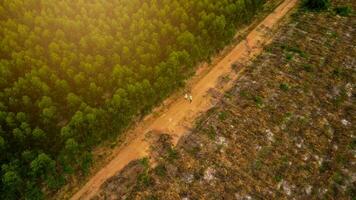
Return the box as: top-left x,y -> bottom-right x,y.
0,0 -> 265,199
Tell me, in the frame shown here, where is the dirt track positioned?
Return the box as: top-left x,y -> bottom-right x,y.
71,0 -> 298,199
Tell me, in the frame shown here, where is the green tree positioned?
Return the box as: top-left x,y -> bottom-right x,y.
30,153 -> 56,179
1,170 -> 22,199
32,127 -> 46,140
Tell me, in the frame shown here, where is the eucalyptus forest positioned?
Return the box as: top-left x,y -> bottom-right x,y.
0,0 -> 265,199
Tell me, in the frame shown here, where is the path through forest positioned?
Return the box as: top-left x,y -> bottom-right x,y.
71,0 -> 298,199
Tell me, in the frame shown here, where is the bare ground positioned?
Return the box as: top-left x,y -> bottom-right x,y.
95,1 -> 356,199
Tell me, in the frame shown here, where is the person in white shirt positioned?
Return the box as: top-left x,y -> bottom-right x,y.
189,95 -> 193,103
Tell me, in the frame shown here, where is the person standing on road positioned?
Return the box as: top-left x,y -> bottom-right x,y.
189,94 -> 193,103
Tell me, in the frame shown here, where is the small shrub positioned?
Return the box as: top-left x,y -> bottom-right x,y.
274,173 -> 283,182
253,95 -> 264,107
334,6 -> 352,16
332,172 -> 343,184
140,157 -> 150,169
224,91 -> 233,99
285,53 -> 293,60
231,63 -> 238,71
280,83 -> 290,91
346,185 -> 356,199
110,142 -> 117,149
332,93 -> 347,107
167,147 -> 179,161
336,153 -> 349,165
319,160 -> 331,173
252,159 -> 263,171
281,44 -> 308,57
145,195 -> 158,200
137,172 -> 152,187
218,111 -> 228,121
154,164 -> 166,177
280,156 -> 290,167
282,45 -> 306,57
207,126 -> 216,140
302,64 -> 314,72
288,47 -> 303,54
239,90 -> 249,98
348,138 -> 356,150
258,147 -> 272,158
332,67 -> 345,77
303,0 -> 330,11
265,45 -> 274,52
188,146 -> 201,156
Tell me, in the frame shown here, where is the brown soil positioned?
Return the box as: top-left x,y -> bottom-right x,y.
71,0 -> 298,199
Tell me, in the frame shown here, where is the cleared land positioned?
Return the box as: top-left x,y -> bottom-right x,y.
71,0 -> 298,199
95,1 -> 355,199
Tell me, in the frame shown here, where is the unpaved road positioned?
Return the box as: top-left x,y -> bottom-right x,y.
71,0 -> 298,199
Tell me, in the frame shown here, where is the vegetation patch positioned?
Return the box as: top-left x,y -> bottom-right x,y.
334,5 -> 353,16
303,0 -> 330,11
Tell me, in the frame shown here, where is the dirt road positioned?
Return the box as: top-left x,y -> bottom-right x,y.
71,0 -> 298,199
